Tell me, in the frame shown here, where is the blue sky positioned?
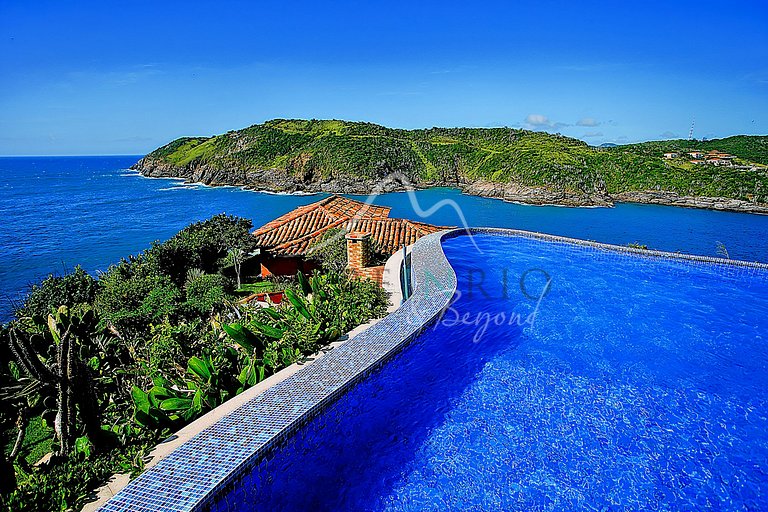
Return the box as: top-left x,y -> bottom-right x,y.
0,0 -> 766,155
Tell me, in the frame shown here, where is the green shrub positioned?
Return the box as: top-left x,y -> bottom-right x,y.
95,261 -> 181,339
146,238 -> 197,288
142,321 -> 191,377
308,227 -> 347,272
140,280 -> 181,319
16,266 -> 98,319
184,273 -> 228,314
146,214 -> 256,286
1,214 -> 392,512
281,316 -> 323,355
319,275 -> 389,333
1,443 -> 148,512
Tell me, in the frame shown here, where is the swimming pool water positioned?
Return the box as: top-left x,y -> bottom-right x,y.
212,233 -> 768,511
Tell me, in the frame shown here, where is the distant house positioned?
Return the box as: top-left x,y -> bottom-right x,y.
663,152 -> 679,159
251,195 -> 447,283
704,150 -> 735,166
706,150 -> 735,159
687,150 -> 736,166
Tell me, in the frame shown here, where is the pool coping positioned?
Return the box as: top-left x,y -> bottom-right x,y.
98,227 -> 767,512
98,231 -> 457,512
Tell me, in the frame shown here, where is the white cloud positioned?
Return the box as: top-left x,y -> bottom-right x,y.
525,114 -> 550,126
524,114 -> 571,130
582,131 -> 603,138
659,131 -> 679,139
576,117 -> 600,127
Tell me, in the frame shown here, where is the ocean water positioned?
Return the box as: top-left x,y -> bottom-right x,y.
213,233 -> 768,511
1,156 -> 768,322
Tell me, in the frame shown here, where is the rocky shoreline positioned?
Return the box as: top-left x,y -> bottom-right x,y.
462,180 -> 768,214
133,158 -> 405,195
133,158 -> 768,215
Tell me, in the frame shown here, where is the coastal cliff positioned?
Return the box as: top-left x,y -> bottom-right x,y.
134,119 -> 768,213
462,181 -> 768,213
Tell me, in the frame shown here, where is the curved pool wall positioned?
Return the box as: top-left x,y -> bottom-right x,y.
98,230 -> 458,512
100,227 -> 768,512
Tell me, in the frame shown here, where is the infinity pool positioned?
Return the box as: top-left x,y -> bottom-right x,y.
212,233 -> 768,511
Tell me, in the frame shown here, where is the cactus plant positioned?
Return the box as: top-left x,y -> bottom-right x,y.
4,306 -> 105,458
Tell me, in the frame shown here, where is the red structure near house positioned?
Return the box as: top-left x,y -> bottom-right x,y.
251,195 -> 447,284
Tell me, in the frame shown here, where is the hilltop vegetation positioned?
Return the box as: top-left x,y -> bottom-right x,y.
135,119 -> 768,210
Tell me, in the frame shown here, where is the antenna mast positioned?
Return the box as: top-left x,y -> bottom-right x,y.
688,117 -> 695,140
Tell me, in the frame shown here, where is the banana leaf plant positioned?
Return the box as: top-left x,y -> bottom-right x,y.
130,353 -> 232,431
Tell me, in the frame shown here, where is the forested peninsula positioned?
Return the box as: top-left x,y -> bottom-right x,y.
134,119 -> 768,213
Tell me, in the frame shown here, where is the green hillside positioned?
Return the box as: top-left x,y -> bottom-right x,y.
136,119 -> 768,205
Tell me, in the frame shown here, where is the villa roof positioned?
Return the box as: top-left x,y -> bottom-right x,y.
347,218 -> 446,255
252,195 -> 447,257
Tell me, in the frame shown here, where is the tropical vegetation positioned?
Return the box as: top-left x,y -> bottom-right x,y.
0,214 -> 389,511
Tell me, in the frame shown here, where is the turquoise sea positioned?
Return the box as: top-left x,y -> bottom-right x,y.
2,155 -> 767,322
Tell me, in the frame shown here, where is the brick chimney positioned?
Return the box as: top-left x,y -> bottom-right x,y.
346,232 -> 371,270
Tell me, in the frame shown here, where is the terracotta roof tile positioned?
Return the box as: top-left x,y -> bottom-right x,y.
348,218 -> 447,255
253,194 -> 449,257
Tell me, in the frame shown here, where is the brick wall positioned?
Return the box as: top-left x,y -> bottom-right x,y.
350,265 -> 385,284
346,232 -> 371,270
